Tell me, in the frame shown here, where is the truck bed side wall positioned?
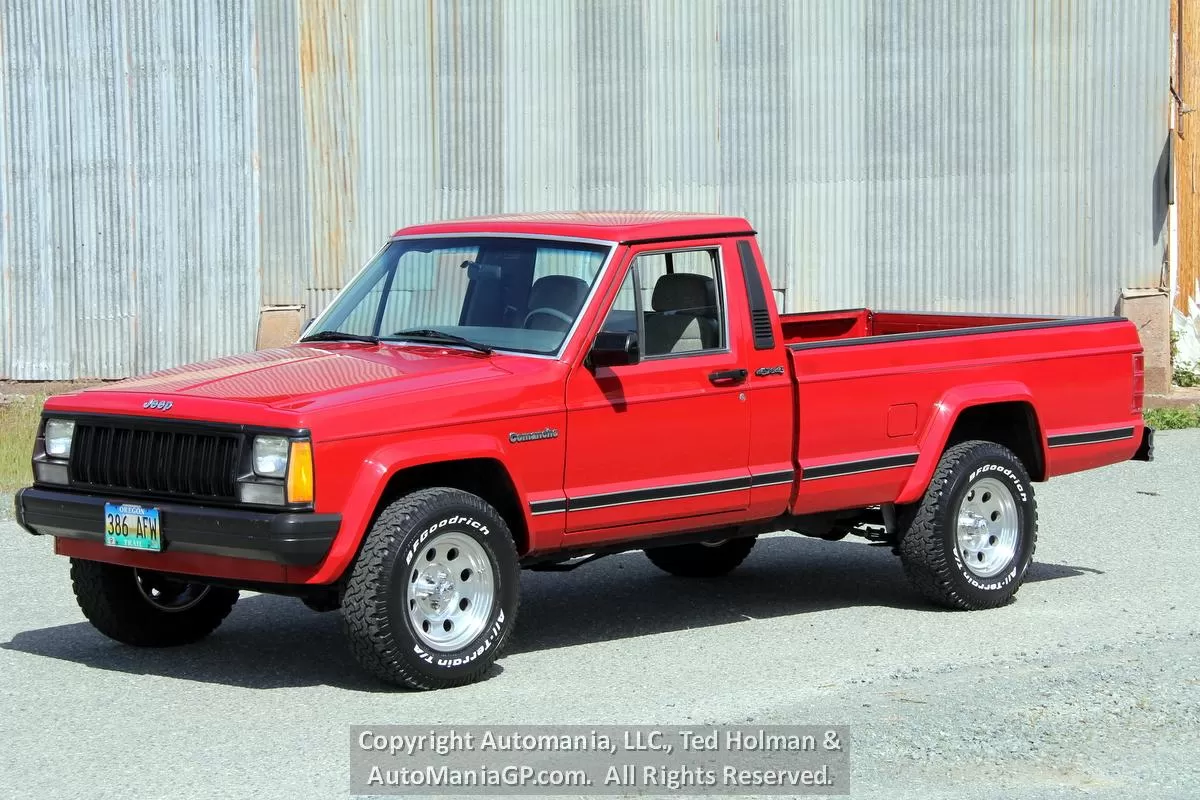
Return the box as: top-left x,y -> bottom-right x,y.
779,309 -> 1059,347
786,320 -> 1143,515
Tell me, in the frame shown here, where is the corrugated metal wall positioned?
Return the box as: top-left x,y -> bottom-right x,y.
0,0 -> 1171,380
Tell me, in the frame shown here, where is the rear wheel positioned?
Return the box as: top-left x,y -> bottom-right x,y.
644,535 -> 756,577
70,559 -> 239,646
897,440 -> 1037,609
341,488 -> 520,690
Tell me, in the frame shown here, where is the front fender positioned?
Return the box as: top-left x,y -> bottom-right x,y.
894,381 -> 1042,505
307,433 -> 525,584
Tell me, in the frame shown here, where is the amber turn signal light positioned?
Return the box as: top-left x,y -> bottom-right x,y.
286,440 -> 314,505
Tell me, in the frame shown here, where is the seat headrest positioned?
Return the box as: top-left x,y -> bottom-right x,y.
652,273 -> 715,314
528,275 -> 590,313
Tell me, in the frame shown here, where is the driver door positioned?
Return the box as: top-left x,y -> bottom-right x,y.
562,242 -> 752,544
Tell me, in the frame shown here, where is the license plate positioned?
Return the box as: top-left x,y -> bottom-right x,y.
104,503 -> 162,552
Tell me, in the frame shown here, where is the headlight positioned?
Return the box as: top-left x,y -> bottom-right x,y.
252,435 -> 290,477
44,419 -> 75,458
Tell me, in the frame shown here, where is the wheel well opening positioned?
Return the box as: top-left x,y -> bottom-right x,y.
378,459 -> 529,554
945,401 -> 1045,480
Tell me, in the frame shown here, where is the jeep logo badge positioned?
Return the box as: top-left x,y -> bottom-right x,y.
143,399 -> 173,411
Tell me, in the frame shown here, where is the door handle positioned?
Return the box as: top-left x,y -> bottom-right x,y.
708,368 -> 748,385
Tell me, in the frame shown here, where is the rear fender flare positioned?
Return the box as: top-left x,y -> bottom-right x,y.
895,382 -> 1043,505
308,434 -> 527,584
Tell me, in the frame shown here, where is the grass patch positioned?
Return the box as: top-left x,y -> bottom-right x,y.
0,395 -> 43,492
1144,405 -> 1200,430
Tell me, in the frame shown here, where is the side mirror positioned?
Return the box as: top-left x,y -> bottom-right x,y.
589,331 -> 639,369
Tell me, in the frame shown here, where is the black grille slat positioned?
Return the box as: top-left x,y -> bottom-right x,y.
102,427 -> 116,487
220,439 -> 232,497
185,434 -> 198,496
199,436 -> 213,497
68,422 -> 241,503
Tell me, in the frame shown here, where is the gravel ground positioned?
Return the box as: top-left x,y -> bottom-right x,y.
1,431 -> 1198,800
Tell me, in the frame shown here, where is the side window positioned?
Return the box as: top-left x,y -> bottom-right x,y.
600,267 -> 639,336
639,248 -> 724,356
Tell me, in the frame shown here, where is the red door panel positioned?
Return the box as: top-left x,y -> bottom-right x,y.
562,242 -> 752,545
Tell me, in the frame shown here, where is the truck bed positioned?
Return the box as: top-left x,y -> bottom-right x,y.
780,308 -> 1071,348
779,307 -> 1144,518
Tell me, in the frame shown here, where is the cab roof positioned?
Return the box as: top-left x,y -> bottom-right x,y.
393,212 -> 755,244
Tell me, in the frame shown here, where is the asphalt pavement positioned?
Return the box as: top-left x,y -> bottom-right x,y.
1,430 -> 1198,800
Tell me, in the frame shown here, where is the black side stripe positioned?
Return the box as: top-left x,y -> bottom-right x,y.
1047,427 -> 1135,448
750,470 -> 795,487
528,470 -> 796,515
802,453 -> 919,481
529,498 -> 568,516
569,476 -> 750,511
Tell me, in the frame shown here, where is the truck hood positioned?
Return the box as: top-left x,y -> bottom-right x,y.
85,343 -> 514,410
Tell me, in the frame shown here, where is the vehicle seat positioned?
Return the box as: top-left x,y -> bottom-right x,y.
644,273 -> 720,355
524,275 -> 590,331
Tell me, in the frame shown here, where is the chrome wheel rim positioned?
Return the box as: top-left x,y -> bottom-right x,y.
134,570 -> 211,612
406,530 -> 495,652
955,477 -> 1020,578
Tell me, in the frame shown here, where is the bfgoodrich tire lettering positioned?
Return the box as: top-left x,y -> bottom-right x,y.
341,487 -> 520,690
897,440 -> 1038,610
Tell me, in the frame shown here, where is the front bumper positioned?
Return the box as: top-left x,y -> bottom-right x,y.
1131,426 -> 1155,462
14,487 -> 340,566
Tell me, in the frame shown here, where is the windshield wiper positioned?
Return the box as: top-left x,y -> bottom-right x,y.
390,328 -> 493,354
299,330 -> 381,344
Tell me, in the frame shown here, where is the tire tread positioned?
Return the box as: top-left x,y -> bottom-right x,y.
70,559 -> 238,646
341,487 -> 519,690
897,440 -> 1038,610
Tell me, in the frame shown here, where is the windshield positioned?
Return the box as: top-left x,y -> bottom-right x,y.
306,237 -> 612,355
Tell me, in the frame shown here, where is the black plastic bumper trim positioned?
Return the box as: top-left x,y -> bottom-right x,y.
14,487 -> 339,567
1131,426 -> 1155,462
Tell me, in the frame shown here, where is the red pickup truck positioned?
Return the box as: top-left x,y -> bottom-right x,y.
16,213 -> 1153,690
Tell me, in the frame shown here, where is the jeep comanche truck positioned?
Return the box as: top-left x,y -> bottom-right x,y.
15,212 -> 1154,690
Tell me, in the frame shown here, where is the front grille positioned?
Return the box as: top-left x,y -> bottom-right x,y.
69,422 -> 242,502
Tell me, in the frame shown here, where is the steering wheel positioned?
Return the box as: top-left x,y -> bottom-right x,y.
523,307 -> 574,328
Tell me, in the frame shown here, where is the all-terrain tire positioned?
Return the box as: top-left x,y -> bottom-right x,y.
341,488 -> 520,690
70,559 -> 239,646
644,535 -> 757,577
897,440 -> 1038,610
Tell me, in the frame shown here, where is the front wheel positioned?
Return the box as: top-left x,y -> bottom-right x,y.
644,535 -> 757,577
70,560 -> 239,646
341,488 -> 520,690
897,440 -> 1038,610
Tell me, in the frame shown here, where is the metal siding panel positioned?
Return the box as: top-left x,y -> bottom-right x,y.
3,0 -> 78,379
785,0 -> 868,312
256,0 -> 311,307
577,0 -> 644,211
0,0 -> 1172,379
0,1 -> 7,379
299,0 -> 361,299
719,0 -> 790,307
434,0 -> 504,219
1,0 -> 259,379
354,0 -> 434,276
865,1 -> 1017,313
500,0 -> 580,212
63,0 -> 133,378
